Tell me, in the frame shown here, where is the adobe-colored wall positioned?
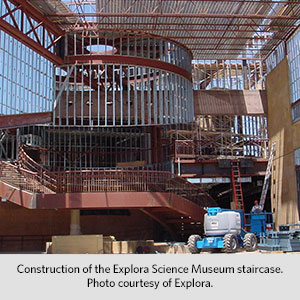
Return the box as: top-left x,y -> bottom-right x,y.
0,202 -> 70,236
0,202 -> 154,251
266,57 -> 300,226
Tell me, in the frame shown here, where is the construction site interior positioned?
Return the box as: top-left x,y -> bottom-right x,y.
0,0 -> 299,252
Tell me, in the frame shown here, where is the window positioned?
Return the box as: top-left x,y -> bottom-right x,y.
294,148 -> 300,219
288,29 -> 300,122
0,2 -> 54,115
266,41 -> 286,74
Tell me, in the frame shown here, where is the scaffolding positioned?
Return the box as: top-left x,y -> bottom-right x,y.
192,60 -> 266,90
174,115 -> 268,160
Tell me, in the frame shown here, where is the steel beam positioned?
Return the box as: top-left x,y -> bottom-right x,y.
35,192 -> 206,223
8,0 -> 64,36
0,18 -> 64,65
66,55 -> 192,81
63,0 -> 300,3
65,25 -> 287,34
140,208 -> 177,240
264,23 -> 300,61
0,0 -> 65,65
0,112 -> 52,129
163,36 -> 282,40
60,22 -> 298,28
0,182 -> 35,209
48,13 -> 299,20
190,48 -> 270,51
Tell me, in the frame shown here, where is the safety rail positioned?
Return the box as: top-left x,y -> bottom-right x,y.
244,212 -> 274,228
174,140 -> 195,159
18,146 -> 57,190
20,144 -> 172,172
52,169 -> 215,207
0,161 -> 54,194
174,138 -> 269,159
2,146 -> 217,207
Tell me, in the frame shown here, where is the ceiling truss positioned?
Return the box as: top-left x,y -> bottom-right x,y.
1,0 -> 300,61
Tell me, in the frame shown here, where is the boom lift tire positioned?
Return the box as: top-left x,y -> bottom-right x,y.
187,234 -> 202,254
223,234 -> 238,253
243,233 -> 257,252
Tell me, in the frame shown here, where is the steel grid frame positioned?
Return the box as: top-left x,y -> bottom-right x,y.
0,2 -> 55,116
173,115 -> 268,159
1,0 -> 299,62
18,125 -> 154,171
193,59 -> 266,90
0,0 -> 65,65
288,29 -> 300,122
39,0 -> 300,60
54,62 -> 193,127
52,31 -> 194,127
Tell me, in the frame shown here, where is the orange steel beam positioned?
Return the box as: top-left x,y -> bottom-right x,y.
60,21 -> 297,28
0,18 -> 64,65
8,0 -> 64,36
0,112 -> 52,129
264,23 -> 300,62
0,184 -> 206,222
66,55 -> 192,81
35,192 -> 206,221
191,47 -> 269,52
0,1 -> 101,89
158,36 -> 282,40
0,181 -> 35,208
0,0 -> 65,65
65,25 -> 286,34
140,208 -> 177,240
62,0 -> 300,3
48,13 -> 299,21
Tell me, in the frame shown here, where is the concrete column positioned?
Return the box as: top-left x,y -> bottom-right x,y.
70,209 -> 81,235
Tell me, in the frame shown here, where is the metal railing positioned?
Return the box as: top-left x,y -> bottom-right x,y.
174,140 -> 195,159
52,169 -> 215,207
174,138 -> 269,159
18,146 -> 57,191
0,146 -> 217,207
0,161 -> 54,194
193,60 -> 266,91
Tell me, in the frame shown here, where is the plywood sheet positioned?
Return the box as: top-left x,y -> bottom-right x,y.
193,90 -> 267,116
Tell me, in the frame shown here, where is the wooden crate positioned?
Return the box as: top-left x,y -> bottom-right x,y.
51,235 -> 104,254
103,236 -> 115,254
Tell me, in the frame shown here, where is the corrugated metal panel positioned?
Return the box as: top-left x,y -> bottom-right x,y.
28,0 -> 300,60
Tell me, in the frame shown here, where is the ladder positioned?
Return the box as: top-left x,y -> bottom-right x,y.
231,160 -> 245,211
259,142 -> 276,210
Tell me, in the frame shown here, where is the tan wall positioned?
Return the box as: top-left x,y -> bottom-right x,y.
266,57 -> 300,226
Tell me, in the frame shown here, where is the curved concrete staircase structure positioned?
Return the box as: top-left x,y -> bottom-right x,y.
0,146 -> 217,238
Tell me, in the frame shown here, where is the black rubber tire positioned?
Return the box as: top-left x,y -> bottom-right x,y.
223,234 -> 238,253
243,233 -> 257,252
211,248 -> 222,253
187,234 -> 202,254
